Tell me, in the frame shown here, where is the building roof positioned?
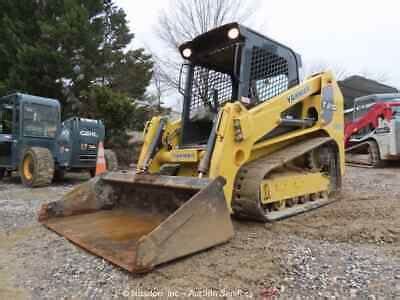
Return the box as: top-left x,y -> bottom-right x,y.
338,75 -> 398,109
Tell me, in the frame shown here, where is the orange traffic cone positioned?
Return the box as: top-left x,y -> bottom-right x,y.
95,141 -> 107,176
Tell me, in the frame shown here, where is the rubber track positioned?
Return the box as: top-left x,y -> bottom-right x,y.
345,141 -> 381,168
232,137 -> 333,222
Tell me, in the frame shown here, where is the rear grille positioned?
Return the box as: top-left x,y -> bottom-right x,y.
79,154 -> 97,161
80,144 -> 97,161
87,144 -> 97,152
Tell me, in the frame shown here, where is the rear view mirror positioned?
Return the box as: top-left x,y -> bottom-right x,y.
178,63 -> 190,95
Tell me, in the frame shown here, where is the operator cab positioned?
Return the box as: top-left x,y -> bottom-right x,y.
353,93 -> 400,121
0,93 -> 60,168
178,22 -> 302,146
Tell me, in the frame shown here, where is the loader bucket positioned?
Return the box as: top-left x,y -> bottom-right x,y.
38,171 -> 234,273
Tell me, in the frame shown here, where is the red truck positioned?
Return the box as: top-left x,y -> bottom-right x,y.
345,94 -> 400,167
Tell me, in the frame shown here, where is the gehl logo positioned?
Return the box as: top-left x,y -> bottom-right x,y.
288,85 -> 310,104
80,130 -> 98,138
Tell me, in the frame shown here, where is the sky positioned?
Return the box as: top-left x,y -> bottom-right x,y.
115,0 -> 400,106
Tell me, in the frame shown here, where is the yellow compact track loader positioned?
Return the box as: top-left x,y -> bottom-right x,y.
39,23 -> 344,273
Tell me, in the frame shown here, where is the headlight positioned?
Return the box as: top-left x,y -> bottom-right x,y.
182,48 -> 192,58
60,146 -> 70,153
81,144 -> 88,150
228,28 -> 240,40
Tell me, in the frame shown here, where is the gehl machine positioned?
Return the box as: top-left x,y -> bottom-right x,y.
39,23 -> 344,273
0,93 -> 117,187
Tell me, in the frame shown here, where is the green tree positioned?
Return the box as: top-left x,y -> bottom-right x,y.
0,0 -> 154,131
80,87 -> 149,143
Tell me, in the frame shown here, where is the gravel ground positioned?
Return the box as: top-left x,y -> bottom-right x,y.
1,167 -> 400,299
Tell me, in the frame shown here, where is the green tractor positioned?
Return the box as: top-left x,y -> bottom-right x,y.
0,93 -> 118,187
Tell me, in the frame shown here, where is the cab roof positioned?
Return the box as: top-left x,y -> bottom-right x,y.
178,22 -> 302,67
355,93 -> 400,104
1,93 -> 60,108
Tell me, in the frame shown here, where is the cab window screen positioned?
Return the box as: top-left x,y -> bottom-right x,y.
23,103 -> 58,138
249,46 -> 289,102
190,66 -> 232,118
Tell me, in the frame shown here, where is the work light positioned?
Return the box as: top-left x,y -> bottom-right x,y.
228,28 -> 240,39
182,48 -> 192,58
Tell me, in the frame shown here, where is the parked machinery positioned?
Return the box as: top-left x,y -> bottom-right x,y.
39,23 -> 344,273
345,94 -> 400,167
0,93 -> 118,186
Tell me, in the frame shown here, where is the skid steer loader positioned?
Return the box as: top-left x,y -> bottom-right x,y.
345,94 -> 400,167
38,23 -> 344,273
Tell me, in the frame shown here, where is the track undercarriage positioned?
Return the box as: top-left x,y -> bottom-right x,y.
233,137 -> 341,221
345,140 -> 384,168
